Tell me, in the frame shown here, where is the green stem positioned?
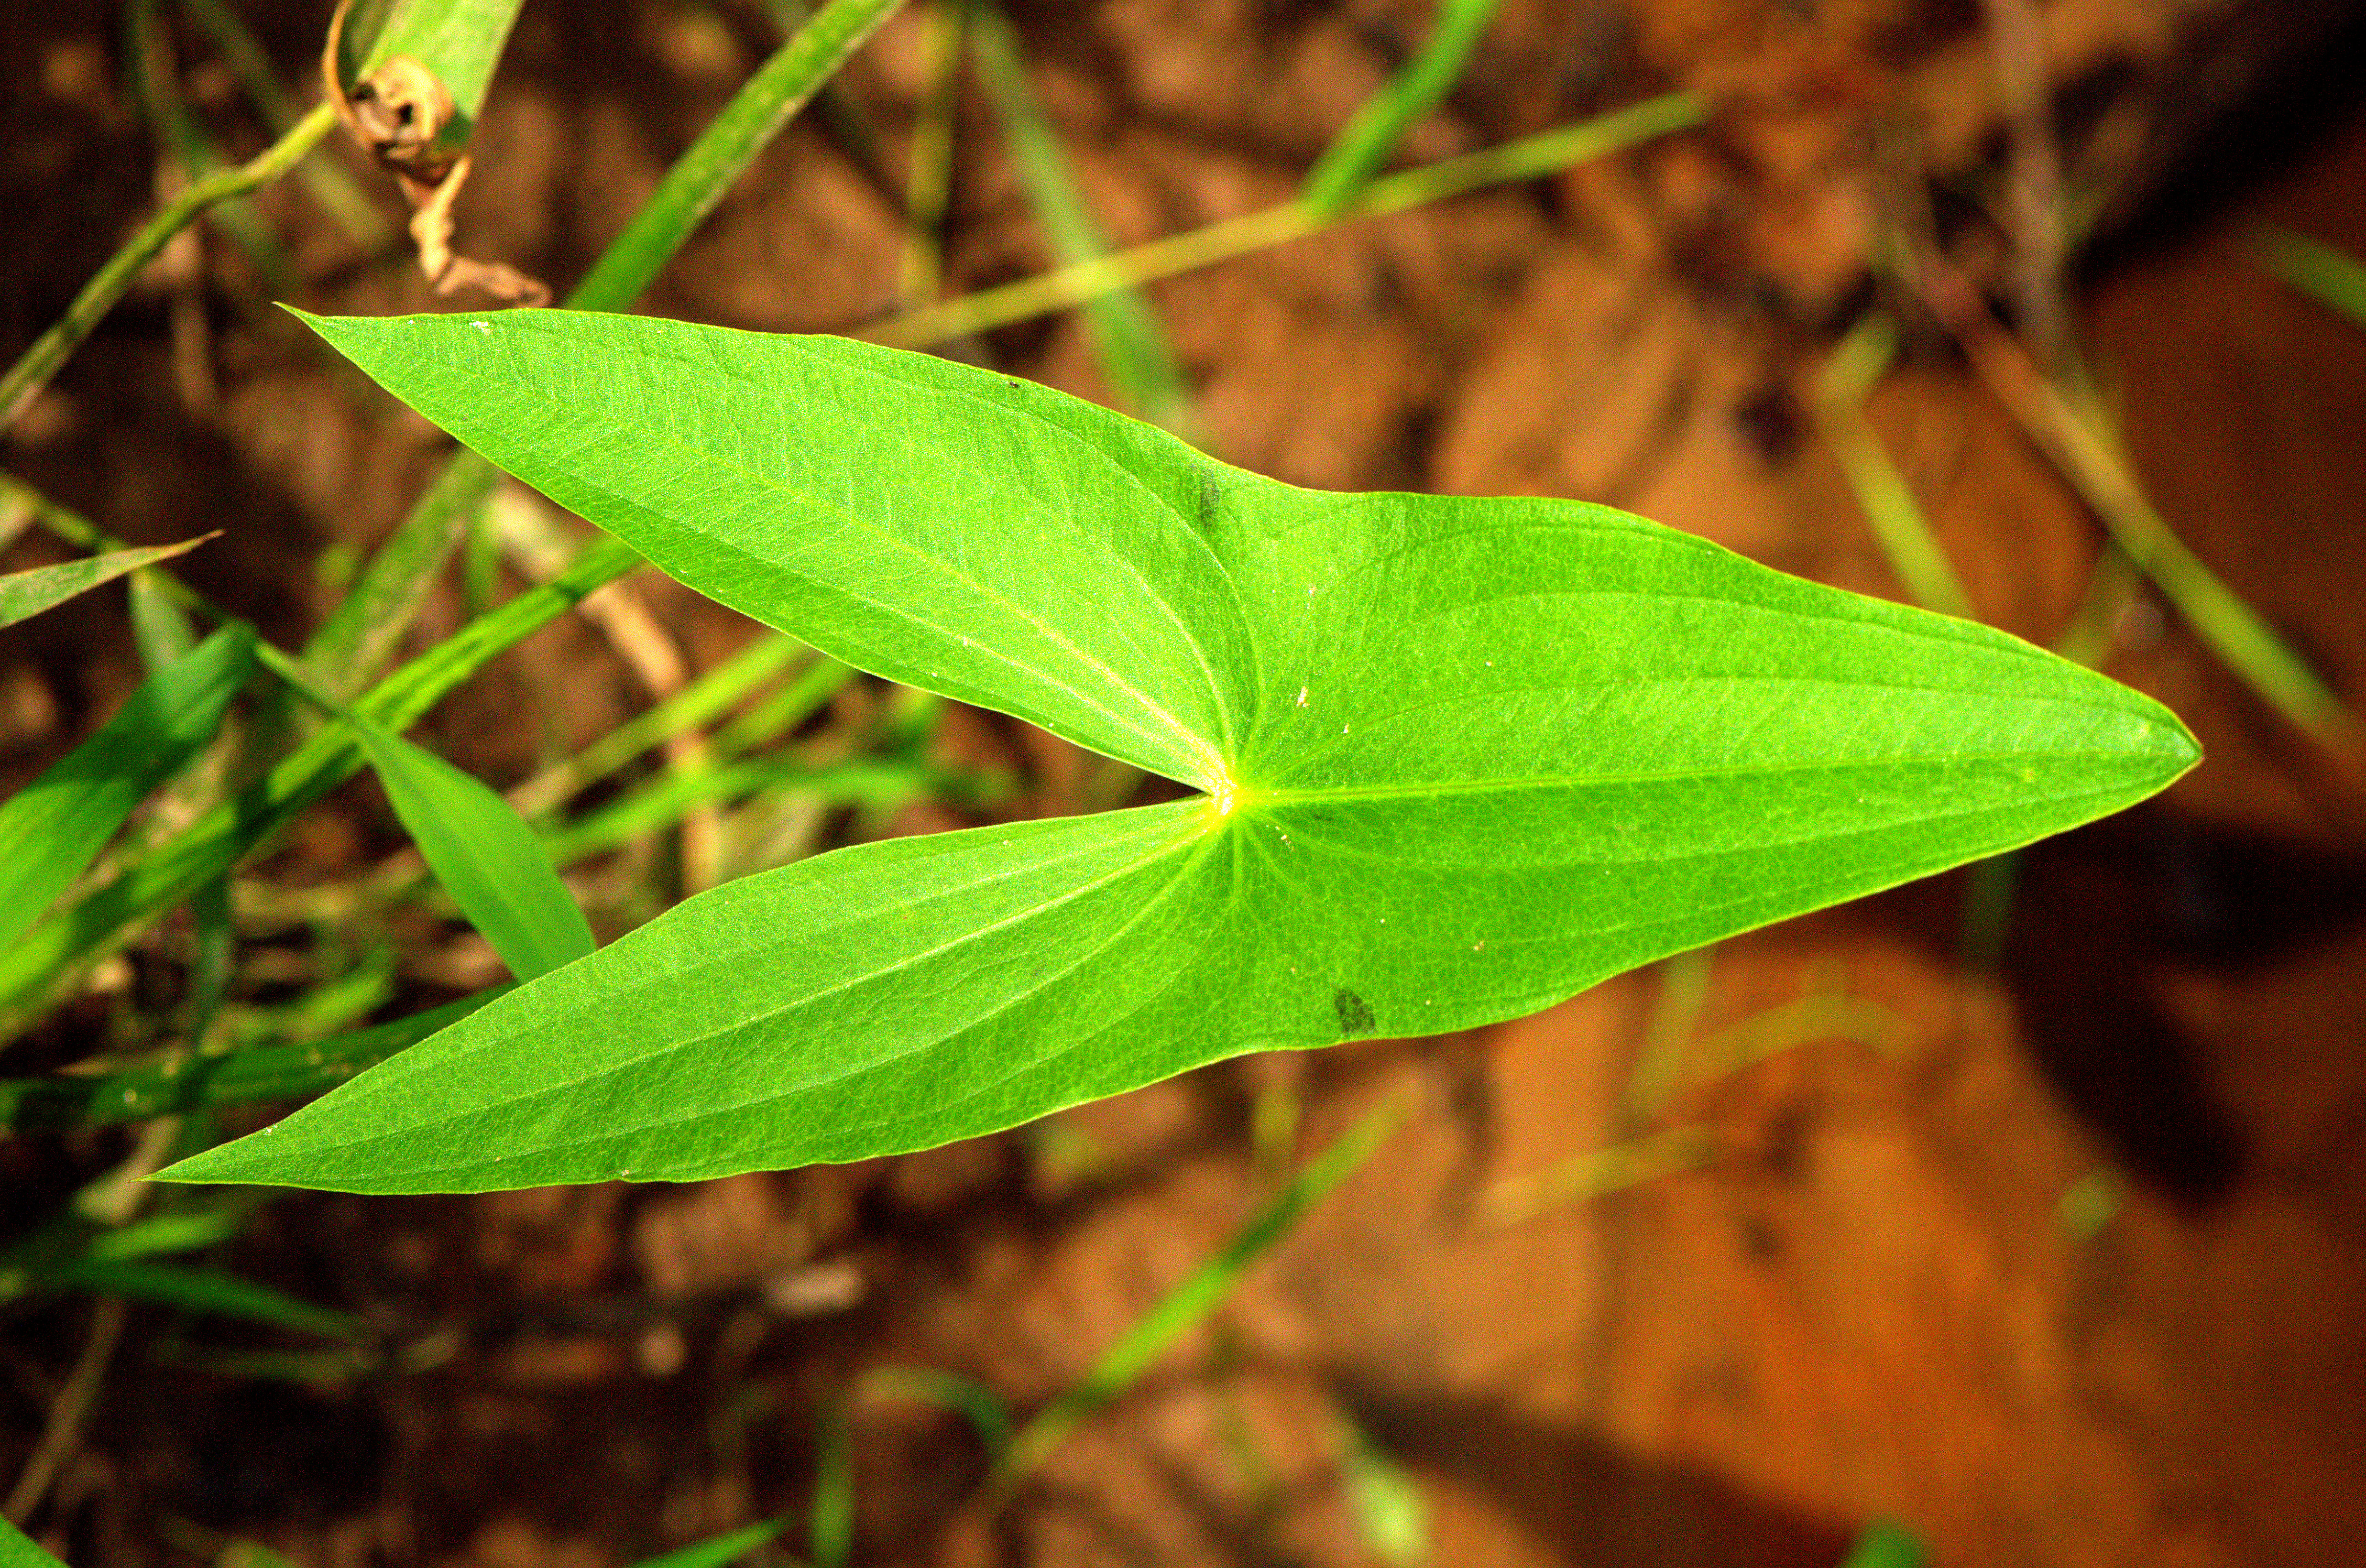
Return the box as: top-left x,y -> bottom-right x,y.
300,0 -> 911,694
175,0 -> 391,248
0,100 -> 335,435
872,90 -> 1704,349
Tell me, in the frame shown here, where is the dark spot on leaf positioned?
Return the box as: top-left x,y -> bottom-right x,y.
1333,987 -> 1374,1035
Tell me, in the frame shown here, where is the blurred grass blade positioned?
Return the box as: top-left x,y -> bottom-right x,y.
128,570 -> 199,673
42,1258 -> 360,1339
993,1095 -> 1409,1489
970,4 -> 1198,436
1336,1416 -> 1430,1566
541,755 -> 1007,867
85,1208 -> 246,1262
2254,226 -> 2366,328
2,1517 -> 68,1568
1301,0 -> 1502,216
859,1366 -> 1011,1457
625,1520 -> 786,1568
0,988 -> 507,1133
1816,314 -> 1973,619
0,538 -> 640,1033
873,91 -> 1706,349
0,535 -> 214,630
898,0 -> 967,303
0,624 -> 255,956
350,717 -> 593,981
1840,1520 -> 1928,1568
127,0 -> 295,297
515,633 -> 809,817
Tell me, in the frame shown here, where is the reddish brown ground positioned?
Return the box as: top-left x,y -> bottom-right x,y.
4,0 -> 2366,1565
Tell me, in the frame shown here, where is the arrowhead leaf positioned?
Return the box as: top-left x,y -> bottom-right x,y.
160,310 -> 2197,1193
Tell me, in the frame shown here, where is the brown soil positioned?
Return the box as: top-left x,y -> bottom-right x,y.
5,0 -> 2366,1565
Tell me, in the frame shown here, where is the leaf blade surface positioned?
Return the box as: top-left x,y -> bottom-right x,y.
158,310 -> 2198,1193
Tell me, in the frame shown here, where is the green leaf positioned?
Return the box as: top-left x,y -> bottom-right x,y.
161,310 -> 2196,1194
0,1518 -> 68,1568
0,624 -> 255,955
335,0 -> 526,134
0,534 -> 214,630
350,716 -> 594,982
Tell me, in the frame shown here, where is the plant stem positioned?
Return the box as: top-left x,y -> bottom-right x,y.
0,101 -> 335,436
175,0 -> 391,248
300,0 -> 911,695
870,90 -> 1704,349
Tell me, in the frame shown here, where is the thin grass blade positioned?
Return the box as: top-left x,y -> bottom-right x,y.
1301,0 -> 1503,216
0,535 -> 215,631
0,624 -> 255,956
41,1258 -> 359,1338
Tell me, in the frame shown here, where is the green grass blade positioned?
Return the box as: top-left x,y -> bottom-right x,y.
0,541 -> 637,1027
970,5 -> 1197,436
1816,314 -> 1973,619
0,988 -> 506,1132
351,717 -> 594,981
1301,0 -> 1503,217
0,536 -> 214,630
541,755 -> 1007,866
0,625 -> 255,956
994,1095 -> 1407,1488
515,633 -> 810,817
625,1520 -> 786,1568
43,1257 -> 360,1338
2254,225 -> 2366,329
84,1208 -> 246,1262
1336,1416 -> 1430,1566
1841,1520 -> 1928,1568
